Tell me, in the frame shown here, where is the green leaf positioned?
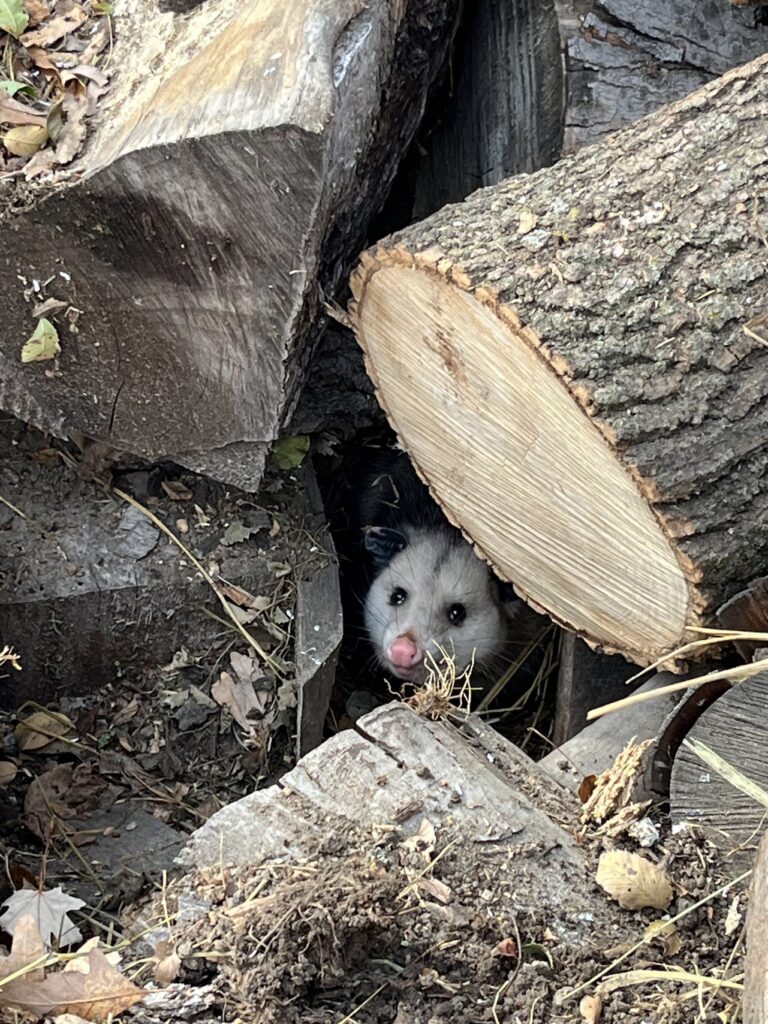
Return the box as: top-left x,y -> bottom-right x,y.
0,80 -> 33,98
273,435 -> 310,470
0,0 -> 29,38
21,317 -> 60,363
521,943 -> 554,969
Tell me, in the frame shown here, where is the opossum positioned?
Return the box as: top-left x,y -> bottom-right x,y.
353,448 -> 520,685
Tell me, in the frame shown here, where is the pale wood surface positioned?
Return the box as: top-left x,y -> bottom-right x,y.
349,54 -> 768,664
0,0 -> 458,489
744,830 -> 768,1024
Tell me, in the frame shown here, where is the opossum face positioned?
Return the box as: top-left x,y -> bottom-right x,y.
363,526 -> 508,682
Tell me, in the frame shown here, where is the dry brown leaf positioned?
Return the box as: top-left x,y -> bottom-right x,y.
0,914 -> 47,981
580,994 -> 602,1022
0,760 -> 18,786
19,2 -> 86,47
230,649 -> 264,686
415,876 -> 451,904
595,850 -> 673,911
79,19 -> 109,64
22,0 -> 50,25
0,94 -> 48,127
59,64 -> 109,88
15,709 -> 74,750
154,950 -> 181,985
25,44 -> 59,71
492,937 -> 518,959
218,582 -> 271,612
211,671 -> 267,731
24,763 -> 107,843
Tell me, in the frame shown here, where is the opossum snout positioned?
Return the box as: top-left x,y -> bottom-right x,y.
387,635 -> 423,673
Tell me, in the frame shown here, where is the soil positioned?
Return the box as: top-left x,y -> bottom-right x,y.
125,817 -> 748,1024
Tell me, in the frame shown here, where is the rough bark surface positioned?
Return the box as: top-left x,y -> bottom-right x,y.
556,0 -> 768,152
412,0 -> 564,219
349,54 -> 768,663
0,0 -> 458,490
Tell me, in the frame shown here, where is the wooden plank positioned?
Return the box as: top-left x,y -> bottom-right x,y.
294,464 -> 343,757
553,633 -> 634,746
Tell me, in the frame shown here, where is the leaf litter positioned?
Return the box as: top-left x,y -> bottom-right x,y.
0,0 -> 112,175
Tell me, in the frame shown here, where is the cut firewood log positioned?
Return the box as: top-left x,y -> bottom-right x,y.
556,0 -> 768,152
348,54 -> 768,667
744,830 -> 768,1024
0,0 -> 459,490
670,665 -> 768,870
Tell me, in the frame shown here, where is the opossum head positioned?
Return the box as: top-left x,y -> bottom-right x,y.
363,525 -> 511,682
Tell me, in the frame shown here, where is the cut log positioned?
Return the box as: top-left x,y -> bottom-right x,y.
348,55 -> 768,667
0,0 -> 459,490
670,665 -> 768,870
411,0 -> 564,220
556,0 -> 768,152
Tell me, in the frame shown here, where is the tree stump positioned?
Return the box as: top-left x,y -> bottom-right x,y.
0,0 -> 459,490
348,54 -> 768,666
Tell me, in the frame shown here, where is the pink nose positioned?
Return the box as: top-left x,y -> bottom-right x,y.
387,635 -> 423,670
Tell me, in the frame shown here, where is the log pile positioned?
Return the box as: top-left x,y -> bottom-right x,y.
349,54 -> 768,666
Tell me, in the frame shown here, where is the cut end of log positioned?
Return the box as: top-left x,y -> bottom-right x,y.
351,255 -> 691,664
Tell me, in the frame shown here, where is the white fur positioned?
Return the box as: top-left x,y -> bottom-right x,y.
363,526 -> 508,681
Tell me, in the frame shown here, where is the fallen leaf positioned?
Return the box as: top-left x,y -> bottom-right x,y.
3,122 -> 47,157
0,914 -> 46,980
492,937 -> 518,959
53,92 -> 87,165
220,520 -> 258,546
64,936 -> 120,972
724,895 -> 742,936
33,296 -> 67,318
59,64 -> 109,88
1,79 -> 33,97
19,2 -> 86,46
161,480 -> 192,501
66,949 -> 144,1019
230,649 -> 264,687
78,19 -> 109,64
595,850 -> 673,911
0,888 -> 85,948
518,210 -> 538,235
273,434 -> 310,470
211,671 -> 267,731
15,708 -> 73,749
0,93 -> 47,126
522,943 -> 554,968
578,774 -> 597,803
21,317 -> 60,363
24,763 -> 107,842
22,0 -> 49,24
217,583 -> 270,612
415,876 -> 452,904
580,994 -> 602,1023
0,760 -> 18,786
0,0 -> 29,37
153,949 -> 181,985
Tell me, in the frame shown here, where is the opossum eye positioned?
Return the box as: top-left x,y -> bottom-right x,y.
389,587 -> 408,606
448,603 -> 467,625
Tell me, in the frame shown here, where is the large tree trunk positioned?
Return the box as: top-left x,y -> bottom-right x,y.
0,0 -> 458,490
556,0 -> 768,152
348,54 -> 768,667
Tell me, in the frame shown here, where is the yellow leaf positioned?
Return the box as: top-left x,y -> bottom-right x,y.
0,761 -> 18,786
21,318 -> 60,364
595,850 -> 673,911
3,123 -> 47,157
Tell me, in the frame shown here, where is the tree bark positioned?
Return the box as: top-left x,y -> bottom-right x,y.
556,0 -> 768,152
348,54 -> 768,666
0,0 -> 459,490
411,0 -> 564,220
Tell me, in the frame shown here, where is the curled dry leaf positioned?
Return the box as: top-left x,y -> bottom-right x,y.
19,1 -> 86,47
0,760 -> 18,786
14,708 -> 74,750
595,850 -> 673,911
492,937 -> 518,959
0,93 -> 48,126
154,950 -> 182,985
580,994 -> 602,1023
211,671 -> 268,732
22,0 -> 49,25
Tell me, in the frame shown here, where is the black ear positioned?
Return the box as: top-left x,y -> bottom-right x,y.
364,526 -> 407,567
